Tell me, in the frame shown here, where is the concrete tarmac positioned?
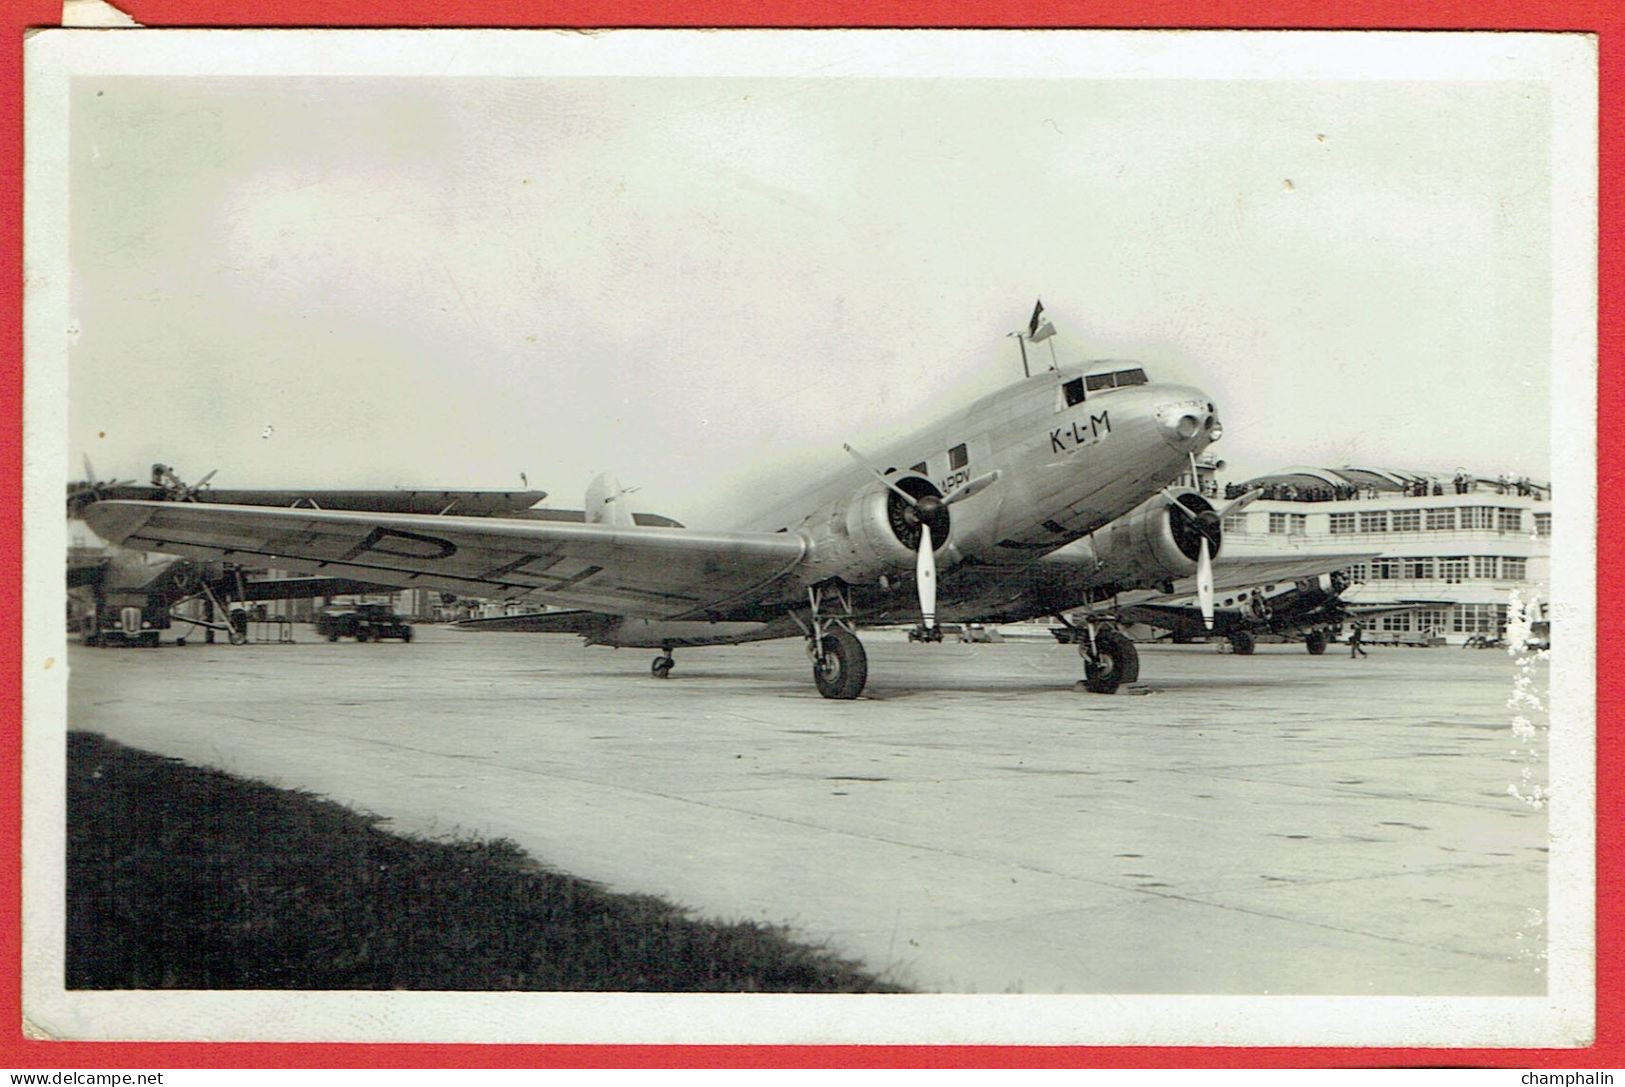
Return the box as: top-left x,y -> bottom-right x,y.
66,625 -> 1548,995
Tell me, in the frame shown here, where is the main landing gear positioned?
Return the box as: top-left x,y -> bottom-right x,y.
1304,630 -> 1328,655
798,581 -> 867,700
1228,631 -> 1256,655
1059,615 -> 1140,694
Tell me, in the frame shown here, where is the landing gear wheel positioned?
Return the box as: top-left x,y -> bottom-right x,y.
1230,631 -> 1255,655
401,627 -> 413,643
651,654 -> 674,679
327,634 -> 339,642
1083,629 -> 1138,693
813,629 -> 867,700
355,629 -> 370,643
1305,630 -> 1328,655
228,628 -> 248,646
175,637 -> 187,648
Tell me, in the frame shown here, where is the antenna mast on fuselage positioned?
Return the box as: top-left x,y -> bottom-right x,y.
1011,298 -> 1060,379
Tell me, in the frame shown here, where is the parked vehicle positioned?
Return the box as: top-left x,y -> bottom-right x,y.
316,603 -> 413,643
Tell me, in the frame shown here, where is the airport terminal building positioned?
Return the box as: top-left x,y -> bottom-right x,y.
1214,465 -> 1551,646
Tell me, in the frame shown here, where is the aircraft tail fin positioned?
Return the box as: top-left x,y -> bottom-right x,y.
584,472 -> 636,528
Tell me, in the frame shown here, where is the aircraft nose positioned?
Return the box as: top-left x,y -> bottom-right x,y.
1155,387 -> 1222,452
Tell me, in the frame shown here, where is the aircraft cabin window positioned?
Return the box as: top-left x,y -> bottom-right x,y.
949,443 -> 968,470
1062,377 -> 1087,407
911,462 -> 928,475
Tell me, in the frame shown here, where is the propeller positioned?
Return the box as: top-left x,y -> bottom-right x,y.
1163,488 -> 1222,631
843,444 -> 1000,636
155,466 -> 219,502
1197,535 -> 1214,630
69,455 -> 138,515
916,523 -> 937,631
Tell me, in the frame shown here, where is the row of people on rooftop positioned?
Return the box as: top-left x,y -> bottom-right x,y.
1222,475 -> 1547,502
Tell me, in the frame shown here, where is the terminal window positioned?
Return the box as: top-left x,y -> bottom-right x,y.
1381,612 -> 1412,632
1360,511 -> 1388,533
1372,558 -> 1400,580
1403,557 -> 1434,579
1473,555 -> 1499,579
1328,513 -> 1355,534
1346,562 -> 1370,582
1535,512 -> 1551,537
1439,557 -> 1468,583
1392,509 -> 1421,532
1453,603 -> 1505,634
1223,512 -> 1248,533
1426,508 -> 1457,531
1503,557 -> 1527,579
1460,507 -> 1494,530
1499,508 -> 1523,532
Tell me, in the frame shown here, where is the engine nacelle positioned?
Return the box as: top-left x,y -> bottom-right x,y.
799,474 -> 949,586
1070,490 -> 1222,590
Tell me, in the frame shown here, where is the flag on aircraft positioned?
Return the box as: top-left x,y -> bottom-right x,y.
1027,298 -> 1056,343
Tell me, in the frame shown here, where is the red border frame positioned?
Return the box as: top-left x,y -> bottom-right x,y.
4,0 -> 1616,1069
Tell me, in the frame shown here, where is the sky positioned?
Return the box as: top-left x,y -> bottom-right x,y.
63,38 -> 1561,528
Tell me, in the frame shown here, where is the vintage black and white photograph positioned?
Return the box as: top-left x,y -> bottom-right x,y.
23,29 -> 1595,1045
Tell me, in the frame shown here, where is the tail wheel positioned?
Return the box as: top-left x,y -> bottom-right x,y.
813,629 -> 868,700
651,654 -> 674,679
1084,629 -> 1139,693
401,627 -> 413,643
1305,631 -> 1328,655
1230,631 -> 1255,655
356,629 -> 370,643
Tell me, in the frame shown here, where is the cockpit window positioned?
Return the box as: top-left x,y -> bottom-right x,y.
1062,377 -> 1086,406
1085,367 -> 1150,392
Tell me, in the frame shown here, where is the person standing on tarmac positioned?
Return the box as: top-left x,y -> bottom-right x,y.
1349,621 -> 1368,658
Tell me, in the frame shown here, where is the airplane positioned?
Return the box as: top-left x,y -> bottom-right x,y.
1072,561 -> 1449,654
69,462 -> 554,646
85,349 -> 1277,697
69,550 -> 385,647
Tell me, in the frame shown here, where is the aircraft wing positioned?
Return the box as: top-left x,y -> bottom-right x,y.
1147,553 -> 1376,601
235,575 -> 392,602
84,501 -> 807,622
1339,600 -> 1453,621
453,610 -> 609,634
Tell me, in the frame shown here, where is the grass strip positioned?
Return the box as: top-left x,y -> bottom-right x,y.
67,731 -> 905,992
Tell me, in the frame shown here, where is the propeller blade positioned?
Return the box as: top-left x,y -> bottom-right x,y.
194,469 -> 218,490
1219,488 -> 1264,518
916,522 -> 937,630
1198,535 -> 1215,631
842,443 -> 919,507
82,454 -> 98,487
944,470 -> 1001,505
